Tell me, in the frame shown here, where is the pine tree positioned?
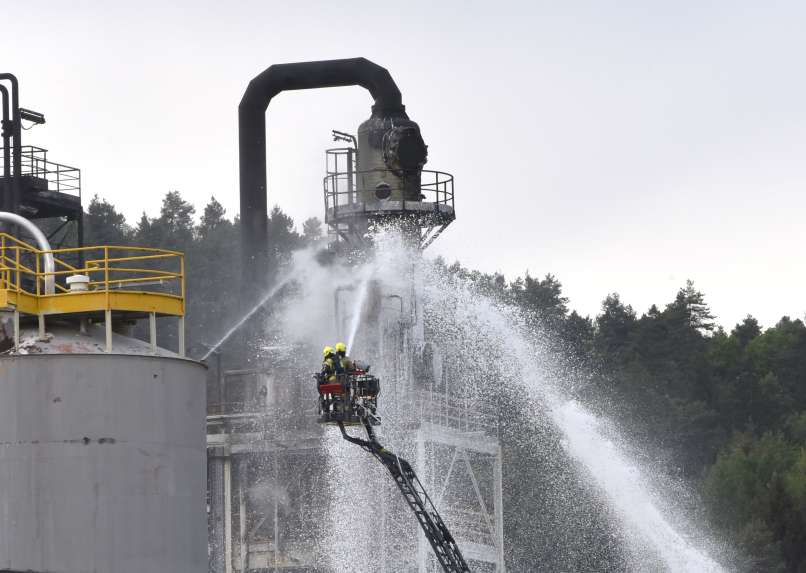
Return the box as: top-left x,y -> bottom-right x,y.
199,196 -> 228,239
301,217 -> 323,245
595,293 -> 636,365
665,279 -> 715,333
84,194 -> 131,245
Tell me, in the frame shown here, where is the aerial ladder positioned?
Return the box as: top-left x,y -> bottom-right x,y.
317,367 -> 471,573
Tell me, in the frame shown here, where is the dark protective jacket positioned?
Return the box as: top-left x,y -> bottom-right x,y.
333,355 -> 345,374
337,352 -> 354,372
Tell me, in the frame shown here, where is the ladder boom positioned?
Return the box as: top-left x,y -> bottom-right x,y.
338,421 -> 471,573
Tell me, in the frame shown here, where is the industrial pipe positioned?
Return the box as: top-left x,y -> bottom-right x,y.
238,58 -> 406,300
0,211 -> 55,294
0,85 -> 9,212
0,75 -> 21,214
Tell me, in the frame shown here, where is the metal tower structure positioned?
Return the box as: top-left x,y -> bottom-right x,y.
206,348 -> 332,571
322,131 -> 454,250
0,73 -> 83,251
322,105 -> 501,573
343,269 -> 504,573
207,58 -> 504,573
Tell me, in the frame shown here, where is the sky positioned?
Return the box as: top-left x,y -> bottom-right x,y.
2,0 -> 805,329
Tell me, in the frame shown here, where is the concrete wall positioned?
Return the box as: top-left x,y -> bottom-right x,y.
0,353 -> 207,573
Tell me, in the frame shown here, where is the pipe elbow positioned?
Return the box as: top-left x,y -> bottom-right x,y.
0,211 -> 55,295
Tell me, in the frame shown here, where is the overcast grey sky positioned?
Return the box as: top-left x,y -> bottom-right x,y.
3,0 -> 804,329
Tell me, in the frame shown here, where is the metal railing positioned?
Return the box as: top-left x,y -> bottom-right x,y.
414,389 -> 498,435
6,145 -> 81,198
323,146 -> 453,217
324,168 -> 454,213
0,232 -> 184,302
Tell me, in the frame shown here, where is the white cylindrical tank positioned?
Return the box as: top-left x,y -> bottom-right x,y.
0,323 -> 207,573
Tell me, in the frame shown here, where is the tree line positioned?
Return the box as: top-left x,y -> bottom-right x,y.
82,191 -> 805,572
445,262 -> 806,572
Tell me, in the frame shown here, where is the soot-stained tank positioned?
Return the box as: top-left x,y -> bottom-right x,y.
0,321 -> 207,573
356,106 -> 428,203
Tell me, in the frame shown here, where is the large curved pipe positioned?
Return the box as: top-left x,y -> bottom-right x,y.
239,58 -> 405,298
0,84 -> 9,212
0,75 -> 21,214
0,211 -> 55,294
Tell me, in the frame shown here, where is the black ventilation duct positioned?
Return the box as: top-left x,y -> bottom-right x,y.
239,57 -> 406,297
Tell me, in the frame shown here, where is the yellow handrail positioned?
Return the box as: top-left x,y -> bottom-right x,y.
53,257 -> 80,272
86,253 -> 179,265
93,276 -> 181,287
0,232 -> 185,317
35,267 -> 181,278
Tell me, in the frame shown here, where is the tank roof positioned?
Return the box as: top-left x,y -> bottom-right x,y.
1,318 -> 183,358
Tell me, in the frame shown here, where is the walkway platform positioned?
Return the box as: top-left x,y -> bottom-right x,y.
0,232 -> 186,354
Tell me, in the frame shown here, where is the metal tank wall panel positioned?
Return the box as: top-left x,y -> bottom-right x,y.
0,354 -> 207,573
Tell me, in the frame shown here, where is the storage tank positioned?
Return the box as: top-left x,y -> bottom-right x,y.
0,320 -> 207,573
356,108 -> 428,203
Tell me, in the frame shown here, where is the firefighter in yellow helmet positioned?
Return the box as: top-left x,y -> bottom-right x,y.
321,346 -> 340,383
335,342 -> 354,373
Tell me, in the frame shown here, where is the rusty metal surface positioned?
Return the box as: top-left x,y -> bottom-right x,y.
0,311 -> 11,352
2,321 -> 181,357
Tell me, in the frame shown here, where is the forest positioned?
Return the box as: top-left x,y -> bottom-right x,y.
82,191 -> 806,572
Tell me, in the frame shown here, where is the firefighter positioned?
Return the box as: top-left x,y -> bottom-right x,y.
335,341 -> 353,372
321,346 -> 340,383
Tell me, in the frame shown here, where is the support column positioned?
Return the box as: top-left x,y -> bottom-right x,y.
178,316 -> 186,357
37,314 -> 45,340
13,309 -> 18,349
224,456 -> 233,573
104,309 -> 112,353
273,454 -> 279,573
380,485 -> 387,573
209,449 -> 227,573
238,458 -> 247,572
417,429 -> 427,573
149,312 -> 157,354
494,445 -> 505,572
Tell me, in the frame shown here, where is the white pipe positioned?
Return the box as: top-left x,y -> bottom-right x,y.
0,212 -> 55,294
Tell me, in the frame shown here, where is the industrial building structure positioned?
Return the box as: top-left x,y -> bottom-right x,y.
0,62 -> 503,573
0,73 -> 207,573
0,73 -> 83,250
207,59 -> 504,572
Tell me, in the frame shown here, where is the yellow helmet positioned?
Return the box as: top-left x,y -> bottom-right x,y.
335,342 -> 347,353
323,346 -> 334,357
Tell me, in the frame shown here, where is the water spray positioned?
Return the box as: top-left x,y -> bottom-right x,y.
346,274 -> 372,350
418,264 -> 730,572
201,275 -> 294,361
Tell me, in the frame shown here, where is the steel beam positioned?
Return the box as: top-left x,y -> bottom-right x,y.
209,449 -> 227,573
494,445 -> 505,572
224,457 -> 233,573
